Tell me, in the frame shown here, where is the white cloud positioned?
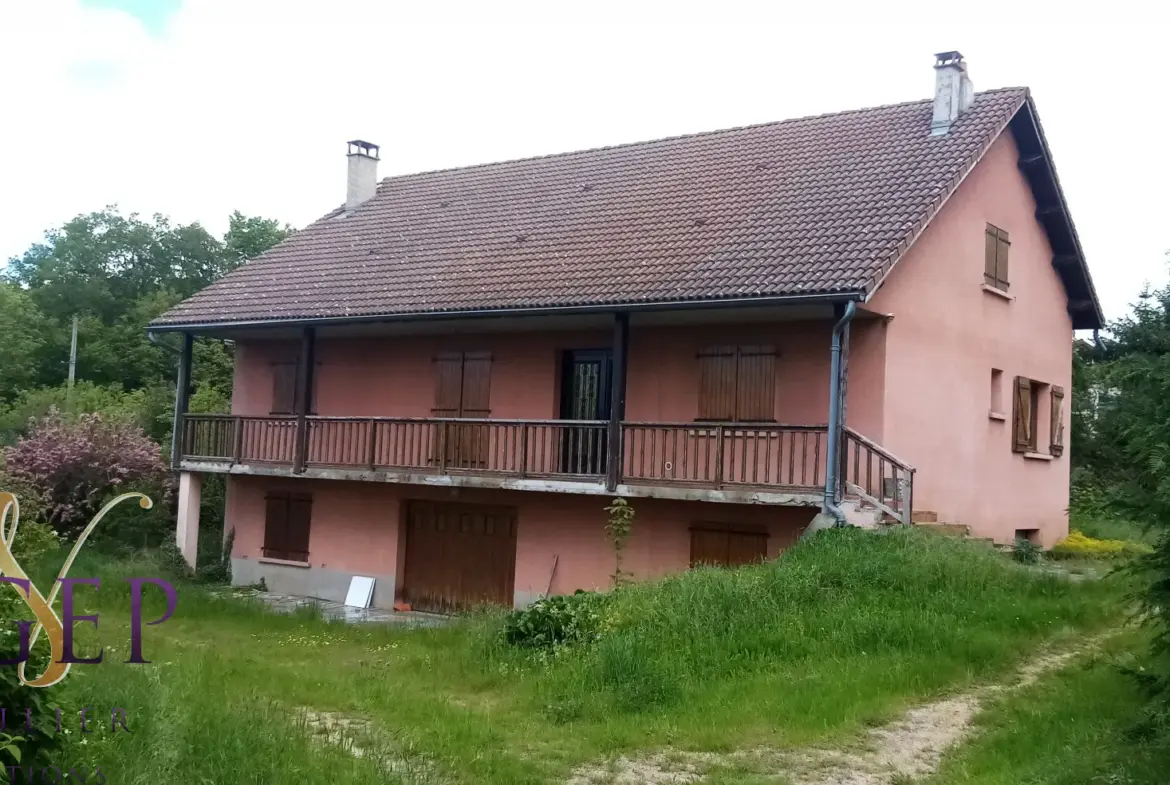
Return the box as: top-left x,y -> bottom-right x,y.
1,0 -> 1167,321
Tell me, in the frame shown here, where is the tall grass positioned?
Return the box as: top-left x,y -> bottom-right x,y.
35,528 -> 1124,784
526,528 -> 1117,727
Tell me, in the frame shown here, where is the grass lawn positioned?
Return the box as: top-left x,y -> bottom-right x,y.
927,630 -> 1170,785
27,529 -> 1135,784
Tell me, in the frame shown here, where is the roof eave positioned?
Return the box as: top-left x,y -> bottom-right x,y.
145,290 -> 867,335
1010,97 -> 1105,330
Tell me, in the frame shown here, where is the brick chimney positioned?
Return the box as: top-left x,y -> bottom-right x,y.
346,140 -> 380,212
931,51 -> 974,135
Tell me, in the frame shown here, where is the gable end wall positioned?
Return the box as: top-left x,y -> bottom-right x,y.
867,131 -> 1073,545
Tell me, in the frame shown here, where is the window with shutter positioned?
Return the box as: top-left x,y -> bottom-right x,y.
271,363 -> 297,414
432,351 -> 492,466
270,359 -> 319,414
984,224 -> 1010,290
697,346 -> 776,422
1012,376 -> 1033,453
262,493 -> 312,562
1049,386 -> 1065,457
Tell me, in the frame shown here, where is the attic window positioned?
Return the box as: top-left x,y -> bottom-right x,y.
984,224 -> 1010,291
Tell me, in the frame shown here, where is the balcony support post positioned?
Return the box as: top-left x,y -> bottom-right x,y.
606,312 -> 629,491
293,327 -> 316,474
170,332 -> 194,470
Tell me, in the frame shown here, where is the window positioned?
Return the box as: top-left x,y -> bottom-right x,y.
433,351 -> 492,467
984,224 -> 1010,291
1012,376 -> 1058,456
697,346 -> 777,421
689,526 -> 768,567
270,360 -> 319,415
989,368 -> 1004,418
263,493 -> 312,562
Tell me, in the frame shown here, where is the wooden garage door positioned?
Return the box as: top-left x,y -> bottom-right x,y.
403,501 -> 517,613
689,526 -> 768,568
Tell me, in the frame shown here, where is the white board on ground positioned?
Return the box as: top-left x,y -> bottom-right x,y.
344,576 -> 375,608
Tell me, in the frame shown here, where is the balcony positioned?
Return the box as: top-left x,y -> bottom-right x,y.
178,414 -> 913,520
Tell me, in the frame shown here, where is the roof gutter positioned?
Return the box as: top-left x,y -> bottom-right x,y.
145,290 -> 867,334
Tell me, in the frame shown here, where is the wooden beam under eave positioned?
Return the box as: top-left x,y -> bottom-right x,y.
1017,154 -> 1045,169
1035,205 -> 1061,220
1052,254 -> 1078,268
1067,299 -> 1095,313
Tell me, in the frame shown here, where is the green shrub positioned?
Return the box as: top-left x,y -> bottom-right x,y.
1052,530 -> 1153,560
1012,536 -> 1043,564
503,590 -> 609,649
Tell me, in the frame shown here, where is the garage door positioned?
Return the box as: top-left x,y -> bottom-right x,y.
402,501 -> 517,613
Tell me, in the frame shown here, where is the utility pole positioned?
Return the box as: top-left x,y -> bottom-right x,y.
66,313 -> 79,412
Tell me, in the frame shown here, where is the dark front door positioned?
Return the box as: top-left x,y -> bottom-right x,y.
559,350 -> 612,475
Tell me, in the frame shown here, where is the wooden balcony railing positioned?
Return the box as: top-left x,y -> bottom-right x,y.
620,423 -> 830,490
178,415 -> 914,514
840,426 -> 915,525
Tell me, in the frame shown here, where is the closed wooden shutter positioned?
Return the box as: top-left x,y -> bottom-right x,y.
286,496 -> 312,560
271,363 -> 297,414
698,347 -> 737,420
985,224 -> 1010,290
460,352 -> 492,418
432,353 -> 464,417
726,531 -> 768,566
263,495 -> 289,556
690,526 -> 768,567
1050,386 -> 1065,457
433,352 -> 492,466
1012,376 -> 1032,453
984,226 -> 998,286
736,346 -> 777,421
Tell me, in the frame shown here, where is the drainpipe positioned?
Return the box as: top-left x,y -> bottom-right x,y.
823,301 -> 856,524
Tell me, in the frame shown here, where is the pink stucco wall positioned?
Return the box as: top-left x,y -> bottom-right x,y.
232,321 -> 833,425
226,474 -> 811,606
867,132 -> 1072,545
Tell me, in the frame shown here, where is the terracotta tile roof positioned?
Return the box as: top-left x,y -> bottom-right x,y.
154,88 -> 1031,328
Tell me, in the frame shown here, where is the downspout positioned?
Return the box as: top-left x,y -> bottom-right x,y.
823,301 -> 857,524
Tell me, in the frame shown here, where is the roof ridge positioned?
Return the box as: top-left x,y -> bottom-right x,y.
380,87 -> 1030,183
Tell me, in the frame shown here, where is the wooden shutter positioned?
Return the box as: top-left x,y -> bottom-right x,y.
698,347 -> 737,420
984,226 -> 999,286
271,363 -> 296,414
995,228 -> 1010,289
1012,376 -> 1032,453
432,353 -> 464,417
286,496 -> 313,560
726,531 -> 768,566
1050,386 -> 1065,457
460,352 -> 492,418
985,224 -> 1010,289
263,495 -> 289,556
736,346 -> 777,422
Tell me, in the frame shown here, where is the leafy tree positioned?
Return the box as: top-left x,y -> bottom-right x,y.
2,410 -> 166,536
0,283 -> 47,402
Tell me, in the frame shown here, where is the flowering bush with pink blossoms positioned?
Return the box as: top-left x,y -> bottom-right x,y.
1,409 -> 166,536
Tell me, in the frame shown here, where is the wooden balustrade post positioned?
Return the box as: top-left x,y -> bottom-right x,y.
169,333 -> 194,470
366,420 -> 377,471
438,422 -> 448,474
292,327 -> 316,474
606,312 -> 629,491
231,417 -> 243,465
518,425 -> 529,478
715,424 -> 725,488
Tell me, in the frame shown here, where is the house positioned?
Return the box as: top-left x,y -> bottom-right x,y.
151,52 -> 1102,612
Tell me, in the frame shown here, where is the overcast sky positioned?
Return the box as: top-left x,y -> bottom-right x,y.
1,1 -> 1166,323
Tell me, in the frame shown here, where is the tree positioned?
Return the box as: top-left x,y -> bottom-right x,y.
0,283 -> 47,402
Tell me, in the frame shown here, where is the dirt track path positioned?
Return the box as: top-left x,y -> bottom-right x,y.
566,632 -> 1113,785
